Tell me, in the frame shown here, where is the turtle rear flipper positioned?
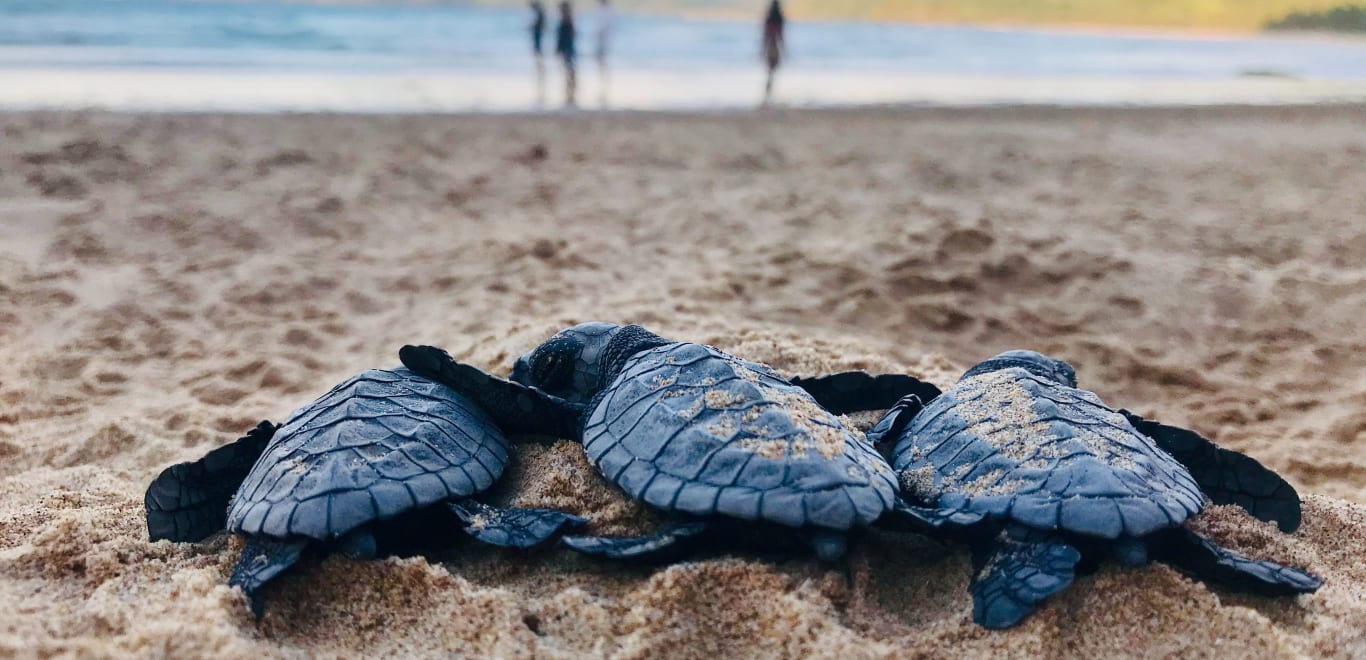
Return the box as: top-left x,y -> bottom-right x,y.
803,528 -> 849,562
970,528 -> 1081,629
1122,410 -> 1301,532
229,537 -> 308,618
145,420 -> 277,543
448,500 -> 587,549
399,345 -> 585,438
880,497 -> 985,536
790,372 -> 942,416
562,521 -> 709,561
1149,527 -> 1321,595
334,528 -> 378,559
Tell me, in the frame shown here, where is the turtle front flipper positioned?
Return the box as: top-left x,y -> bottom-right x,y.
969,526 -> 1082,629
145,420 -> 278,543
561,520 -> 709,561
791,372 -> 942,416
864,394 -> 931,447
399,345 -> 586,439
229,536 -> 308,618
448,500 -> 587,549
1149,527 -> 1321,595
1121,410 -> 1301,532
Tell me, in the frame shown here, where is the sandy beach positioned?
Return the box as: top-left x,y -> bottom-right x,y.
2,105 -> 1365,657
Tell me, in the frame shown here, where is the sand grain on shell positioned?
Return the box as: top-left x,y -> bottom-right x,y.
2,107 -> 1366,657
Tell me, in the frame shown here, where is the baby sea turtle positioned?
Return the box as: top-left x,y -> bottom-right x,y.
859,350 -> 1320,628
145,367 -> 584,615
400,323 -> 937,561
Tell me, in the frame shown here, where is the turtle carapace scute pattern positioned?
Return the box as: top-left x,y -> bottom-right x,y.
892,364 -> 1204,539
583,341 -> 896,530
401,323 -> 927,562
868,350 -> 1320,629
145,367 -> 583,616
224,368 -> 509,540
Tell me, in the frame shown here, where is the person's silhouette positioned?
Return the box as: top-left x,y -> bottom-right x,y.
556,2 -> 578,107
530,1 -> 547,106
761,0 -> 785,105
594,0 -> 613,107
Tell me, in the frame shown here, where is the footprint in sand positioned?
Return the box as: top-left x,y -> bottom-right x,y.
48,422 -> 138,468
47,356 -> 89,381
282,327 -> 322,349
906,300 -> 976,332
938,226 -> 995,257
191,382 -> 251,407
1108,295 -> 1146,315
46,228 -> 111,262
254,148 -> 314,176
81,371 -> 128,398
21,138 -> 129,168
25,172 -> 87,200
1327,410 -> 1366,445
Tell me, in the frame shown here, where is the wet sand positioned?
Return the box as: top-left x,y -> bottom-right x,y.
5,68 -> 1366,112
2,106 -> 1365,657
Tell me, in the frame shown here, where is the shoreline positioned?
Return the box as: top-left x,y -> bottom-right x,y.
5,100 -> 1366,119
4,67 -> 1366,113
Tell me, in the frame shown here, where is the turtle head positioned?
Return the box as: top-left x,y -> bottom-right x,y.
962,350 -> 1078,388
512,323 -> 671,404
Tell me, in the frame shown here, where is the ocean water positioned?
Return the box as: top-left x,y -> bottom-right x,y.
2,0 -> 1366,111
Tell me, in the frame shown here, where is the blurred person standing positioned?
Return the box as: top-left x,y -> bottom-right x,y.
761,0 -> 785,105
530,1 -> 547,59
531,1 -> 548,106
594,0 -> 614,106
556,1 -> 578,107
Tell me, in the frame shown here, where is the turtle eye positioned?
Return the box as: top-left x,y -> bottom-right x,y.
1054,361 -> 1078,388
528,336 -> 582,392
533,354 -> 570,390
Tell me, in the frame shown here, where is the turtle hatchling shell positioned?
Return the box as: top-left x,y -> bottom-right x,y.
226,367 -> 509,540
584,342 -> 897,531
890,367 -> 1204,539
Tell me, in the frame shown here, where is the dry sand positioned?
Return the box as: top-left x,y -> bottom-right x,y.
1,106 -> 1365,658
